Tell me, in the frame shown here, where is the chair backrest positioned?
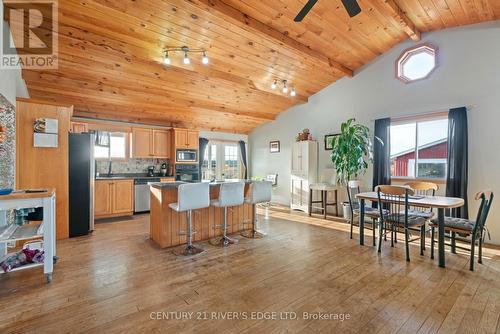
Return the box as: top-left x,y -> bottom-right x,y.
177,182 -> 210,212
346,180 -> 363,214
404,181 -> 438,214
247,181 -> 272,204
218,181 -> 245,207
404,181 -> 438,196
266,174 -> 278,186
376,185 -> 415,225
472,191 -> 494,235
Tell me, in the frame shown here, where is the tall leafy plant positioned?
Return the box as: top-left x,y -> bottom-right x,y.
330,118 -> 377,185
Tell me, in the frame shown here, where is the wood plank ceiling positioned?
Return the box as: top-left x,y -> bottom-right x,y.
17,0 -> 500,133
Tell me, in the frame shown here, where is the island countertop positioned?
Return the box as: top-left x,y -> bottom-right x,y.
150,179 -> 254,189
149,180 -> 254,248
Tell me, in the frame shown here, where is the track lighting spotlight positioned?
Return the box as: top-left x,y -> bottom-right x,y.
202,52 -> 209,65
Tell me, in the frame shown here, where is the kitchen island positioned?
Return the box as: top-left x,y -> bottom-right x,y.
149,181 -> 254,248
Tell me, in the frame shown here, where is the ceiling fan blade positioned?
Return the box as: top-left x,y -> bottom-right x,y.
341,0 -> 361,17
294,0 -> 319,22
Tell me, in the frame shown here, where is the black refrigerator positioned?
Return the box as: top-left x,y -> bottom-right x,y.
69,133 -> 95,237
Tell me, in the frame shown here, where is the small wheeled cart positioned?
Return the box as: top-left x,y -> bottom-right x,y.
0,189 -> 56,283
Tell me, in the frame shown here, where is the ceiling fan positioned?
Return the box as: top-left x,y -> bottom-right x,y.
294,0 -> 361,22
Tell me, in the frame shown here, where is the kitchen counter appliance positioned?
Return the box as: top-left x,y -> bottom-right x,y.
134,177 -> 160,213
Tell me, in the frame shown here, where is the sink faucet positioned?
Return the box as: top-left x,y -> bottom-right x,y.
107,160 -> 113,176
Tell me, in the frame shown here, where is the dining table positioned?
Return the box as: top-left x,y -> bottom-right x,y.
355,192 -> 465,268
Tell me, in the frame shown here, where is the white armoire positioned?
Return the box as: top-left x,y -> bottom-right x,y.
290,140 -> 318,213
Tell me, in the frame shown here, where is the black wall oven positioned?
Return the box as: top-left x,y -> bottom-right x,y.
175,164 -> 200,183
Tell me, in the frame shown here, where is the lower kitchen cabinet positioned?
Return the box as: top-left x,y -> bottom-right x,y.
95,179 -> 134,219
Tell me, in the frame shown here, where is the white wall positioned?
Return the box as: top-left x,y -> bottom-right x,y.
249,21 -> 500,244
0,0 -> 29,103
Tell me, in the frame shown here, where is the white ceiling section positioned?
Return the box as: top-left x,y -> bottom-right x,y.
249,21 -> 500,244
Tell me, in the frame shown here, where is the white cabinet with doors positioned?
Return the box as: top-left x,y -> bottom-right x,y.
290,140 -> 318,213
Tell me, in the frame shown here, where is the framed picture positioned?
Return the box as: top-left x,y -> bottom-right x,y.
324,134 -> 339,150
269,140 -> 280,153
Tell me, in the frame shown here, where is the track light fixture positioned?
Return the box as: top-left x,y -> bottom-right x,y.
271,80 -> 277,90
162,46 -> 209,66
270,79 -> 296,97
163,51 -> 171,65
282,80 -> 289,94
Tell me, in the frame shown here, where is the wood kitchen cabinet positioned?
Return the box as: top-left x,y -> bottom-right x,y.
70,122 -> 88,133
131,127 -> 170,158
173,128 -> 199,150
95,179 -> 134,219
131,128 -> 152,158
152,129 -> 170,157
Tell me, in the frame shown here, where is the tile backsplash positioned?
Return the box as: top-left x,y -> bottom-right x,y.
96,158 -> 169,175
0,94 -> 15,189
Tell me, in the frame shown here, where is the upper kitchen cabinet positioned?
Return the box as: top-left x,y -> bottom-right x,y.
173,128 -> 199,150
131,127 -> 170,159
70,122 -> 88,133
152,129 -> 171,157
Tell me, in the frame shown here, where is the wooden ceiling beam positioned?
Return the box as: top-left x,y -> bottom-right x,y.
383,0 -> 421,41
190,0 -> 353,77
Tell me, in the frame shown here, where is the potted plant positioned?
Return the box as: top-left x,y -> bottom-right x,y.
329,118 -> 379,218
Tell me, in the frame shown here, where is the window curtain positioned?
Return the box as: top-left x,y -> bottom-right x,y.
372,118 -> 391,190
238,140 -> 248,179
95,131 -> 110,147
199,137 -> 209,176
446,107 -> 468,218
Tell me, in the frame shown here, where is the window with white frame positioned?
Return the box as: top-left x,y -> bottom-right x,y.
390,116 -> 448,179
94,132 -> 128,160
201,141 -> 243,180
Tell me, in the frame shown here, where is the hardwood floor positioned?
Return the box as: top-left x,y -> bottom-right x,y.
1,209 -> 499,333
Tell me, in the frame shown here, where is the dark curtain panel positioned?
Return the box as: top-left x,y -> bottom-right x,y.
199,137 -> 209,176
372,118 -> 391,190
446,107 -> 469,218
238,140 -> 248,179
95,131 -> 110,147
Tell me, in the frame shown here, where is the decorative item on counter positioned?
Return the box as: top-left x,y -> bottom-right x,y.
269,140 -> 280,153
0,188 -> 13,195
160,163 -> 167,176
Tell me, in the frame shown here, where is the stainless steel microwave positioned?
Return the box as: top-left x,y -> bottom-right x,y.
176,149 -> 198,162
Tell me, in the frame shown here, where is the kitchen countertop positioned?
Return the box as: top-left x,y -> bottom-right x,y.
150,179 -> 254,189
95,173 -> 174,180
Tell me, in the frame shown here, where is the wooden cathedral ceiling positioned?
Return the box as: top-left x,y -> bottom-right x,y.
20,0 -> 500,133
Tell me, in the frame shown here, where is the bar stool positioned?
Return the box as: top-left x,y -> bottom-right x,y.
169,182 -> 210,256
210,181 -> 245,247
308,183 -> 339,218
241,181 -> 272,239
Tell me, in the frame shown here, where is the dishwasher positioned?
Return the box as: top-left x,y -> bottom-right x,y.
134,178 -> 160,213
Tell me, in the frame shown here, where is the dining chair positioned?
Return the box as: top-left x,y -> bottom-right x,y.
347,180 -> 386,246
404,181 -> 439,249
376,185 -> 427,261
430,191 -> 494,271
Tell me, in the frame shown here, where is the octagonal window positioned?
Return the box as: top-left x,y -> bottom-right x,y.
397,44 -> 437,83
